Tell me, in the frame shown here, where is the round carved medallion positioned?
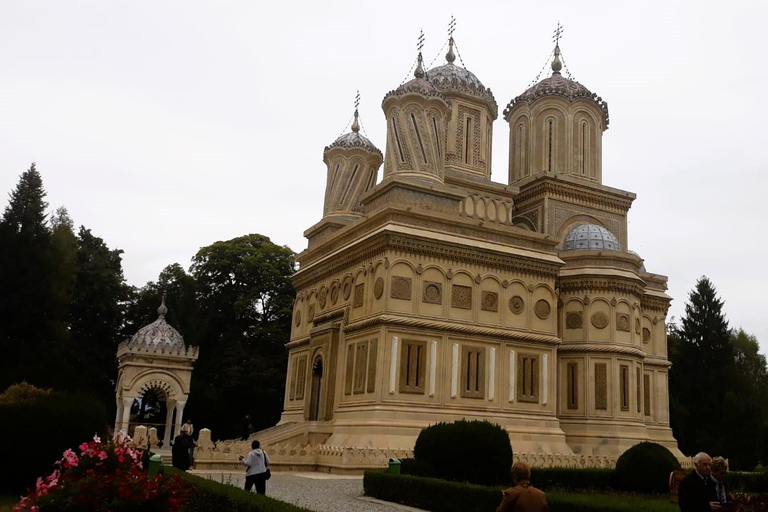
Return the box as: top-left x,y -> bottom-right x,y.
509,296 -> 525,315
294,310 -> 301,327
482,291 -> 498,311
566,311 -> 582,329
424,283 -> 441,302
373,277 -> 384,299
617,314 -> 630,332
642,327 -> 652,343
591,312 -> 609,329
330,283 -> 339,305
318,287 -> 328,309
534,299 -> 551,319
342,279 -> 352,301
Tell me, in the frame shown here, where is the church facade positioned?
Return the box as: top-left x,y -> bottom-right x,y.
278,36 -> 680,459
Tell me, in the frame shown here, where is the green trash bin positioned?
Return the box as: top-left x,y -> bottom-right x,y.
148,454 -> 163,477
387,458 -> 401,474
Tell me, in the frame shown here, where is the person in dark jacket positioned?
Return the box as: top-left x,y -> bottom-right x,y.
171,434 -> 190,471
678,452 -> 720,511
496,461 -> 549,512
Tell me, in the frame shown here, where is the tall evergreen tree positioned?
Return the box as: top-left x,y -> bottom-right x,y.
2,162 -> 49,238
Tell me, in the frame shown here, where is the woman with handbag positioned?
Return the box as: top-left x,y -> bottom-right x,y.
239,439 -> 271,494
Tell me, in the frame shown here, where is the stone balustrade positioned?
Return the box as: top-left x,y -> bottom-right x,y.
460,193 -> 514,225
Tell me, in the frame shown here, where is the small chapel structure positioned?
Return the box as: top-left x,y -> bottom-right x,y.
198,27 -> 682,471
114,294 -> 198,448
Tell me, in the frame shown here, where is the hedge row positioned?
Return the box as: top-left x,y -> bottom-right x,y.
364,471 -> 676,512
164,468 -> 311,512
730,471 -> 768,493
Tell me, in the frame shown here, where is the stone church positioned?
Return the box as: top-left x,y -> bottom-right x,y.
275,34 -> 680,462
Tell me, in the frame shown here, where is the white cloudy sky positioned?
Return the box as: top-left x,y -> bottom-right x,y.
1,1 -> 765,348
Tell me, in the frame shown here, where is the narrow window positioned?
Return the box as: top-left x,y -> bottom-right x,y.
636,367 -> 642,413
581,122 -> 587,175
399,340 -> 427,394
516,124 -> 524,178
595,363 -> 607,410
338,164 -> 359,206
296,356 -> 307,400
391,118 -> 406,162
432,117 -> 441,158
643,374 -> 651,416
465,117 -> 472,164
547,119 -> 553,172
405,344 -> 412,385
461,346 -> 485,398
620,365 -> 630,411
567,362 -> 578,409
517,354 -> 539,403
411,113 -> 428,164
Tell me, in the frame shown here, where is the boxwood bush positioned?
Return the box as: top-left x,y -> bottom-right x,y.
413,419 -> 513,486
530,467 -> 614,491
613,442 -> 680,494
165,468 -> 311,512
0,383 -> 108,494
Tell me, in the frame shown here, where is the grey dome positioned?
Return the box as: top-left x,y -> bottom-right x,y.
325,131 -> 381,156
562,224 -> 621,252
504,73 -> 609,128
128,297 -> 185,350
427,63 -> 497,116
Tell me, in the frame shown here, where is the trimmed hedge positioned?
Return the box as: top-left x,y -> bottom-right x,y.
364,471 -> 677,512
530,467 -> 614,491
614,442 -> 680,494
165,467 -> 311,512
718,471 -> 768,493
413,419 -> 513,486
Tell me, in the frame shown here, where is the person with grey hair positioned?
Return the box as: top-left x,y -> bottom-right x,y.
709,457 -> 731,508
678,452 -> 721,511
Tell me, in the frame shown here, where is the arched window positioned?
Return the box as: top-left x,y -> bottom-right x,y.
546,117 -> 555,172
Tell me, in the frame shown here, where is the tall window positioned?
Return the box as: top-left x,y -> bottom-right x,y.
290,355 -> 307,400
461,346 -> 485,399
464,117 -> 473,165
636,367 -> 642,413
581,121 -> 588,176
643,373 -> 651,417
399,340 -> 427,394
566,362 -> 578,409
344,340 -> 377,396
620,365 -> 630,411
547,118 -> 554,172
517,353 -> 539,403
595,363 -> 608,410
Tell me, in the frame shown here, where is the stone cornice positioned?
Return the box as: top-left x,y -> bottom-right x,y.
515,175 -> 635,214
286,336 -> 311,349
558,343 -> 645,358
557,276 -> 645,297
643,356 -> 672,368
344,314 -> 561,345
445,174 -> 520,199
641,295 -> 671,313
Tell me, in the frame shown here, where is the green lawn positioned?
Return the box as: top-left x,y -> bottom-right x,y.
0,494 -> 19,512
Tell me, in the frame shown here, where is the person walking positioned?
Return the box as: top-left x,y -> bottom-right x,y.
678,452 -> 721,511
496,461 -> 549,512
239,440 -> 270,495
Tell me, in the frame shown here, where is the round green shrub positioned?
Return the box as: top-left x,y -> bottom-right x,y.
613,441 -> 681,493
0,383 -> 108,494
413,419 -> 513,486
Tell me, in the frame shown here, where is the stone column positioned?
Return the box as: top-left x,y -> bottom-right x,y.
173,400 -> 186,442
163,401 -> 176,447
114,397 -> 124,436
120,397 -> 134,435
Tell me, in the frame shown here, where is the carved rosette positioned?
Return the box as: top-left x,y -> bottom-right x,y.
616,313 -> 630,332
481,291 -> 498,312
509,296 -> 525,315
591,312 -> 609,329
342,278 -> 352,301
451,285 -> 472,309
642,327 -> 651,343
294,310 -> 302,327
534,299 -> 551,319
390,276 -> 412,300
373,277 -> 384,299
308,304 -> 315,322
566,311 -> 582,329
423,282 -> 442,304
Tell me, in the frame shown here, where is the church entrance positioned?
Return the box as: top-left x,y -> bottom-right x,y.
309,355 -> 324,421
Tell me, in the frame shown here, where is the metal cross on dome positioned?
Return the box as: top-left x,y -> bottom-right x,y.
552,21 -> 564,46
354,90 -> 360,110
417,29 -> 425,53
448,15 -> 456,38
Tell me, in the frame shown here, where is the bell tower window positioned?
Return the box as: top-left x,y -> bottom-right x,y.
547,118 -> 554,172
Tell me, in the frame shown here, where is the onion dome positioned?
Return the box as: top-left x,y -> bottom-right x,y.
324,109 -> 382,157
562,224 -> 621,252
426,38 -> 497,117
127,293 -> 185,350
504,44 -> 609,128
383,52 -> 446,103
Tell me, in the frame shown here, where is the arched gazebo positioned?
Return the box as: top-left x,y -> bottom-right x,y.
114,294 -> 199,447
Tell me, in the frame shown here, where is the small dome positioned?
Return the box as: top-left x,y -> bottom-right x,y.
128,295 -> 185,350
325,131 -> 381,156
383,52 -> 447,105
628,250 -> 647,273
562,224 -> 621,252
427,63 -> 498,116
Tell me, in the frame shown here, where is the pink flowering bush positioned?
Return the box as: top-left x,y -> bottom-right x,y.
14,435 -> 190,512
733,493 -> 768,512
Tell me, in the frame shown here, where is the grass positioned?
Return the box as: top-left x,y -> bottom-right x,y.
0,494 -> 19,512
547,490 -> 677,511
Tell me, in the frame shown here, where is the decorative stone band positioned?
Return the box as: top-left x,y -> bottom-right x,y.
514,178 -> 635,214
345,314 -> 561,345
287,336 -> 311,349
311,308 -> 347,327
640,296 -> 672,313
558,343 -> 645,358
116,340 -> 199,359
643,356 -> 673,368
558,278 -> 645,297
460,193 -> 515,226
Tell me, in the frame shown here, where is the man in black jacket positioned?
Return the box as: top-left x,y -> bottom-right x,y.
678,452 -> 721,511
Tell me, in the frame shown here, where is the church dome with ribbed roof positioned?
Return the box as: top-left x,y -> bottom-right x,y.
128,294 -> 185,350
562,224 -> 621,252
324,110 -> 382,156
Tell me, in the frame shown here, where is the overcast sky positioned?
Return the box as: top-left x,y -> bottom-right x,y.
1,1 -> 765,349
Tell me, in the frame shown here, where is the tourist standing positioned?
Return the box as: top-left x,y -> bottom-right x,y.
239,440 -> 270,494
180,420 -> 195,465
171,435 -> 190,471
496,461 -> 549,512
710,457 -> 731,508
678,452 -> 720,511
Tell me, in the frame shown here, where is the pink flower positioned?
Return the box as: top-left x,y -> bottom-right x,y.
79,442 -> 89,452
98,451 -> 108,461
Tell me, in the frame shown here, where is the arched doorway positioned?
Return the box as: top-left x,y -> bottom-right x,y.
136,385 -> 170,441
309,355 -> 324,421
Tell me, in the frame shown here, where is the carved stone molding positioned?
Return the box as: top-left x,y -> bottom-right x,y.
373,277 -> 384,299
641,296 -> 671,313
643,357 -> 672,368
294,310 -> 302,327
308,304 -> 315,322
558,278 -> 644,297
509,296 -> 525,315
534,299 -> 551,319
390,276 -> 412,300
330,283 -> 339,305
635,318 -> 641,334
353,284 -> 365,308
565,311 -> 582,329
558,343 -> 645,358
481,291 -> 499,312
422,282 -> 442,304
452,285 -> 472,309
318,287 -> 328,309
514,178 -> 634,214
591,312 -> 609,329
642,327 -> 651,343
342,277 -> 353,301
616,313 -> 630,332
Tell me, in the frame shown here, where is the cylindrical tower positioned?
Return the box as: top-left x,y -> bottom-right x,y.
322,108 -> 383,218
504,44 -> 610,185
426,37 -> 497,182
381,52 -> 451,184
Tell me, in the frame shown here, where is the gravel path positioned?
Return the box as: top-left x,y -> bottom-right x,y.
190,471 -> 425,512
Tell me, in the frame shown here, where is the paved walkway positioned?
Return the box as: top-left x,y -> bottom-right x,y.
189,471 -> 425,512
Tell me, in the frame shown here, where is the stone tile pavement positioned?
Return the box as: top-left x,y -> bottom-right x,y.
189,470 -> 426,512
